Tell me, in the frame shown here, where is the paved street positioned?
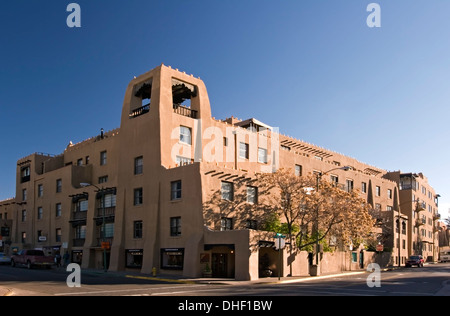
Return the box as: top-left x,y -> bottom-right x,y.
1,262 -> 449,296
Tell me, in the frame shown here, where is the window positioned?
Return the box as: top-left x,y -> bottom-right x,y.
258,148 -> 268,164
86,156 -> 90,164
330,175 -> 338,186
134,188 -> 143,206
37,231 -> 43,242
170,217 -> 181,237
171,181 -> 182,200
56,203 -> 62,217
176,156 -> 193,166
346,179 -> 354,192
21,232 -> 26,243
56,179 -> 62,193
22,189 -> 27,201
22,210 -> 27,222
37,207 -> 43,220
100,194 -> 116,208
77,158 -> 83,166
134,156 -> 143,175
179,126 -> 192,145
134,221 -> 143,239
239,142 -> 249,159
223,137 -> 228,147
38,184 -> 44,197
387,189 -> 392,199
21,166 -> 31,183
99,175 -> 108,184
247,186 -> 258,204
100,151 -> 107,166
75,225 -> 86,239
161,248 -> 184,270
0,226 -> 10,237
246,219 -> 258,230
221,181 -> 234,201
361,182 -> 367,193
376,186 -> 381,196
102,223 -> 114,238
386,205 -> 393,211
77,199 -> 88,212
295,165 -> 302,177
220,217 -> 233,231
56,228 -> 62,242
375,203 -> 381,211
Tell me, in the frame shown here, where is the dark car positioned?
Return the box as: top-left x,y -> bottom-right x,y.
405,255 -> 424,268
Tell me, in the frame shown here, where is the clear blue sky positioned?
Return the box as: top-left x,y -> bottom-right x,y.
1,1 -> 449,220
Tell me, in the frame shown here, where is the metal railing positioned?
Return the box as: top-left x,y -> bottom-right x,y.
129,104 -> 150,118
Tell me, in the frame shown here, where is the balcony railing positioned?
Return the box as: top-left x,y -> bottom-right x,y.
71,211 -> 87,221
129,104 -> 150,118
96,207 -> 115,218
173,104 -> 198,119
72,238 -> 85,247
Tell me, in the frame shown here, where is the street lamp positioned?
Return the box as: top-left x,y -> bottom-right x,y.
80,182 -> 109,272
312,166 -> 351,276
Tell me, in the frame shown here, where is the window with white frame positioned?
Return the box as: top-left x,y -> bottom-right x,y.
179,126 -> 192,145
258,148 -> 268,164
221,181 -> 234,201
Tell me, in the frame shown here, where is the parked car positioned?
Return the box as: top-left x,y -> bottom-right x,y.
0,252 -> 11,265
405,255 -> 424,268
11,250 -> 54,269
440,251 -> 450,263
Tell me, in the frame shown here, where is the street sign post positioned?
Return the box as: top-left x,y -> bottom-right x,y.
274,233 -> 286,280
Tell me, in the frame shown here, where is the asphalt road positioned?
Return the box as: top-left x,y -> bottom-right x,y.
1,262 -> 449,296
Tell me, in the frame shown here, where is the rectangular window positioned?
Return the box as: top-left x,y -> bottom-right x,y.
100,194 -> 116,208
22,210 -> 27,222
21,232 -> 26,243
176,156 -> 193,166
170,217 -> 181,237
375,203 -> 381,211
346,179 -> 354,192
361,182 -> 367,193
75,225 -> 86,239
179,126 -> 192,145
295,164 -> 302,177
102,223 -> 114,238
56,228 -> 62,242
56,203 -> 62,217
134,156 -> 143,175
330,175 -> 339,186
77,199 -> 88,212
134,221 -> 143,239
134,188 -> 143,205
239,142 -> 249,159
21,166 -> 31,183
38,184 -> 44,197
56,179 -> 62,193
171,180 -> 182,200
100,151 -> 107,166
22,189 -> 27,201
37,230 -> 43,242
220,217 -> 233,231
387,189 -> 392,199
77,158 -> 83,166
223,137 -> 228,147
161,248 -> 184,270
376,186 -> 381,196
0,226 -> 10,237
86,156 -> 90,165
247,186 -> 258,204
221,181 -> 234,201
258,148 -> 268,164
246,219 -> 258,230
37,207 -> 43,220
98,175 -> 108,184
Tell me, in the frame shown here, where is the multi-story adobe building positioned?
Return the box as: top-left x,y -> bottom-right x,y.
385,172 -> 441,262
0,198 -> 15,254
2,65 -> 439,280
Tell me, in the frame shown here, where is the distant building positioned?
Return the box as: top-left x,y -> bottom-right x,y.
0,65 -> 440,279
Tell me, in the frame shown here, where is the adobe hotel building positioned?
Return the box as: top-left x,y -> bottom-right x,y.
0,65 -> 441,280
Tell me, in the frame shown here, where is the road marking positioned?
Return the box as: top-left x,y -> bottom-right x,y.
151,287 -> 228,296
54,284 -> 207,296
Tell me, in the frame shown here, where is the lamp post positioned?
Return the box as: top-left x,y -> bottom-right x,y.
80,182 -> 109,272
312,166 -> 351,276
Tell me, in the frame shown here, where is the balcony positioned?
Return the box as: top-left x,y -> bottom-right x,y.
94,207 -> 115,225
433,213 -> 441,220
415,218 -> 426,227
173,104 -> 198,119
96,237 -> 113,248
129,104 -> 150,118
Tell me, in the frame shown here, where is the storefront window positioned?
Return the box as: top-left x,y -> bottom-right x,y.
161,248 -> 184,270
126,249 -> 143,268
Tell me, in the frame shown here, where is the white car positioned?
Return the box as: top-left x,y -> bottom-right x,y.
0,252 -> 11,265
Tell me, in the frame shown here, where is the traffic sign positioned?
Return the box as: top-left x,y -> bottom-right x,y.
376,244 -> 384,252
